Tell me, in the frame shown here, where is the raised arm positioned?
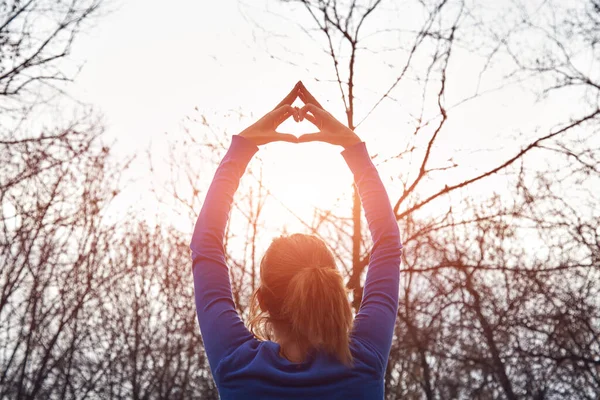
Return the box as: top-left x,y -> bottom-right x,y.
190,135 -> 258,372
298,94 -> 403,367
341,142 -> 402,364
190,86 -> 300,373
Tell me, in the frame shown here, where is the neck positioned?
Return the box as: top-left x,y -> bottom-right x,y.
275,331 -> 311,363
278,343 -> 305,363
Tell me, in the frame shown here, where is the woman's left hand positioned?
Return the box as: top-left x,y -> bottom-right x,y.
239,83 -> 301,146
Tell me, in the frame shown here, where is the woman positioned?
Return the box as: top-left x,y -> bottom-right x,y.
190,81 -> 402,399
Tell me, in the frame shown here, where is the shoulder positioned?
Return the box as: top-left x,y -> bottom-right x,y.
214,337 -> 386,383
213,337 -> 263,382
350,336 -> 386,378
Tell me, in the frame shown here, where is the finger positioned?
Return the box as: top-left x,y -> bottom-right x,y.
271,105 -> 295,126
297,82 -> 324,109
273,82 -> 301,110
303,113 -> 320,128
271,133 -> 299,143
298,103 -> 326,120
276,111 -> 291,126
297,133 -> 325,143
276,106 -> 298,126
293,106 -> 300,122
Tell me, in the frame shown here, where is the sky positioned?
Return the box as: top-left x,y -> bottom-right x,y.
69,0 -> 373,231
63,0 -> 589,236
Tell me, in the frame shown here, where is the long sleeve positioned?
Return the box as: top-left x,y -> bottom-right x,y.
190,135 -> 258,374
342,142 -> 403,367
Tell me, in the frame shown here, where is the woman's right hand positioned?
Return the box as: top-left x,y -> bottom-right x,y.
295,83 -> 362,149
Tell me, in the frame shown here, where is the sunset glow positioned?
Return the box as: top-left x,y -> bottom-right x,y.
3,0 -> 599,397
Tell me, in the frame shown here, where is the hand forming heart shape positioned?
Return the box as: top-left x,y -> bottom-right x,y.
238,81 -> 361,149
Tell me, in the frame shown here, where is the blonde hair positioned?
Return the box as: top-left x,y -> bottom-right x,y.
248,234 -> 354,366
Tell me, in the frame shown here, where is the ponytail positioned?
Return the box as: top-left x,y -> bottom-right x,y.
282,266 -> 354,366
248,234 -> 354,367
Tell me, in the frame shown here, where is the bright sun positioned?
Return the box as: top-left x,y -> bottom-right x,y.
253,138 -> 355,234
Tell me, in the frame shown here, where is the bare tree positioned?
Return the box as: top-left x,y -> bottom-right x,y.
4,0 -> 597,398
0,117 -> 126,398
229,0 -> 600,398
0,0 -> 101,102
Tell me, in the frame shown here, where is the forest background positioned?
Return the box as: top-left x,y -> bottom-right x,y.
1,0 -> 599,398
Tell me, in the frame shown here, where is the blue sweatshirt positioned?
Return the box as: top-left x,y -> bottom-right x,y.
190,135 -> 402,399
